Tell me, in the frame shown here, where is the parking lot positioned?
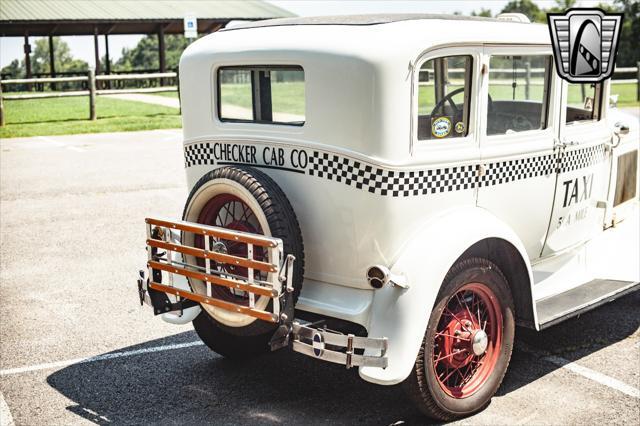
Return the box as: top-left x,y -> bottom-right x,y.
0,129 -> 638,425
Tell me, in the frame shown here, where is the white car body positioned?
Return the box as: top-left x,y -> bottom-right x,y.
174,15 -> 639,385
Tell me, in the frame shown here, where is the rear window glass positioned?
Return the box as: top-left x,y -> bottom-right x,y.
217,66 -> 305,126
417,55 -> 473,140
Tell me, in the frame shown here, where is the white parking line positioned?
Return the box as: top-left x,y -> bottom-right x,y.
0,341 -> 204,376
0,392 -> 15,426
542,355 -> 640,399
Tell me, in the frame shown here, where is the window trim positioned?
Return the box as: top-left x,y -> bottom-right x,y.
415,54 -> 474,142
216,65 -> 305,127
485,53 -> 553,137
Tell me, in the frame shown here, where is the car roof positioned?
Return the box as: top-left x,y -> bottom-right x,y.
184,13 -> 550,73
222,14 -> 509,31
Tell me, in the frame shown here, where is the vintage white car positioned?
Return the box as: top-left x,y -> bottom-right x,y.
137,14 -> 639,420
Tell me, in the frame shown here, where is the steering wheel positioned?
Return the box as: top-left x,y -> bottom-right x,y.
430,87 -> 464,118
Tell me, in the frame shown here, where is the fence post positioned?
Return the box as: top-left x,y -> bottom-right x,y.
637,61 -> 639,101
0,80 -> 5,127
88,69 -> 96,121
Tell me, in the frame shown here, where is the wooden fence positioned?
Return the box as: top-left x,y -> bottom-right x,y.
0,64 -> 638,127
0,70 -> 179,126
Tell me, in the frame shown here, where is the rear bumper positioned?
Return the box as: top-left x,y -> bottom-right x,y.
138,216 -> 388,370
292,322 -> 388,369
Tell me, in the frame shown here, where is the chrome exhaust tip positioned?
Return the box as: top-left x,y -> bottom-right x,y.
366,265 -> 387,289
366,265 -> 409,289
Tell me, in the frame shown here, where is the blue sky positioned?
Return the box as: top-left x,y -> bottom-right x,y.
0,0 -> 609,69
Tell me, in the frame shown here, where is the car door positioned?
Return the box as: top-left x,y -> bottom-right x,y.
477,45 -> 558,260
541,81 -> 611,256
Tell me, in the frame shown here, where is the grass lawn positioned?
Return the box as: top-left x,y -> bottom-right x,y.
155,92 -> 180,98
219,82 -> 305,116
607,83 -> 638,107
0,96 -> 181,138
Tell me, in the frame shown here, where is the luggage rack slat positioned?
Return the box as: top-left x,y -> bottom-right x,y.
147,238 -> 277,273
146,217 -> 278,248
148,260 -> 277,298
149,281 -> 279,323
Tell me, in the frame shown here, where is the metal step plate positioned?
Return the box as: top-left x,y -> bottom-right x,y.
537,279 -> 639,329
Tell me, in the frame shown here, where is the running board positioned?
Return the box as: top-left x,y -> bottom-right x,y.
537,279 -> 639,330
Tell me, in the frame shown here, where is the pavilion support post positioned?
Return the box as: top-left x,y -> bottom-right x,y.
93,27 -> 100,88
24,33 -> 32,90
104,34 -> 111,89
48,35 -> 57,90
158,26 -> 166,86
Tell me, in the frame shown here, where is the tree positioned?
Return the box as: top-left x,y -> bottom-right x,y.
0,37 -> 88,78
114,34 -> 191,72
471,8 -> 493,18
614,0 -> 640,67
1,59 -> 21,78
500,0 -> 545,23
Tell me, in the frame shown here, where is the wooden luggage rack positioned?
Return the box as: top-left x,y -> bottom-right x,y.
142,218 -> 295,324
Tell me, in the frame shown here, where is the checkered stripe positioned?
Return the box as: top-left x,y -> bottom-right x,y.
479,154 -> 556,187
559,144 -> 606,173
183,143 -> 606,197
309,152 -> 477,197
184,143 -> 215,168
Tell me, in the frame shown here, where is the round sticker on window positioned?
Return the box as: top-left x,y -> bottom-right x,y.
455,122 -> 465,134
431,116 -> 452,138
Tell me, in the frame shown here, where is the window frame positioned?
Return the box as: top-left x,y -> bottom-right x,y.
485,53 -> 553,137
414,53 -> 475,142
216,65 -> 305,127
564,81 -> 603,125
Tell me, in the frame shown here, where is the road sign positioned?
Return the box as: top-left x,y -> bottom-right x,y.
184,15 -> 198,39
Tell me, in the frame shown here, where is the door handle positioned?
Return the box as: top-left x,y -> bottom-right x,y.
614,121 -> 630,136
554,138 -> 577,149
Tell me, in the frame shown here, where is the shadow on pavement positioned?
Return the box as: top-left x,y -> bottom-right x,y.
47,291 -> 639,425
499,289 -> 640,396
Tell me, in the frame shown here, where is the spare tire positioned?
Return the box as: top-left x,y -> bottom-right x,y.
182,166 -> 304,358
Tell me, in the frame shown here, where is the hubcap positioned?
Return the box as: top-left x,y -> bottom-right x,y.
471,330 -> 489,356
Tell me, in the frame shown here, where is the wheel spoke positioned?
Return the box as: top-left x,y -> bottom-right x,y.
435,331 -> 470,341
433,350 -> 463,364
444,308 -> 472,332
442,367 -> 458,383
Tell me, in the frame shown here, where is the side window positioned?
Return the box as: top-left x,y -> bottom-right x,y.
218,66 -> 305,126
417,55 -> 473,140
487,55 -> 552,136
566,82 -> 602,123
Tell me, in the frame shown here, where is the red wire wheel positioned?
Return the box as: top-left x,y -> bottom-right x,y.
404,257 -> 515,421
432,282 -> 503,398
181,166 -> 305,359
194,193 -> 267,306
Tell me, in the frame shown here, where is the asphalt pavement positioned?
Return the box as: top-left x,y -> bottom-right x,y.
0,129 -> 639,425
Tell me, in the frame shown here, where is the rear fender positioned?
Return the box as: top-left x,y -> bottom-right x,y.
359,206 -> 532,385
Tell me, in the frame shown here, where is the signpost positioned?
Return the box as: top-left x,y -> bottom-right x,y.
184,14 -> 198,39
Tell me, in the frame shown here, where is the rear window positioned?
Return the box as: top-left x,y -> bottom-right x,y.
217,66 -> 305,126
